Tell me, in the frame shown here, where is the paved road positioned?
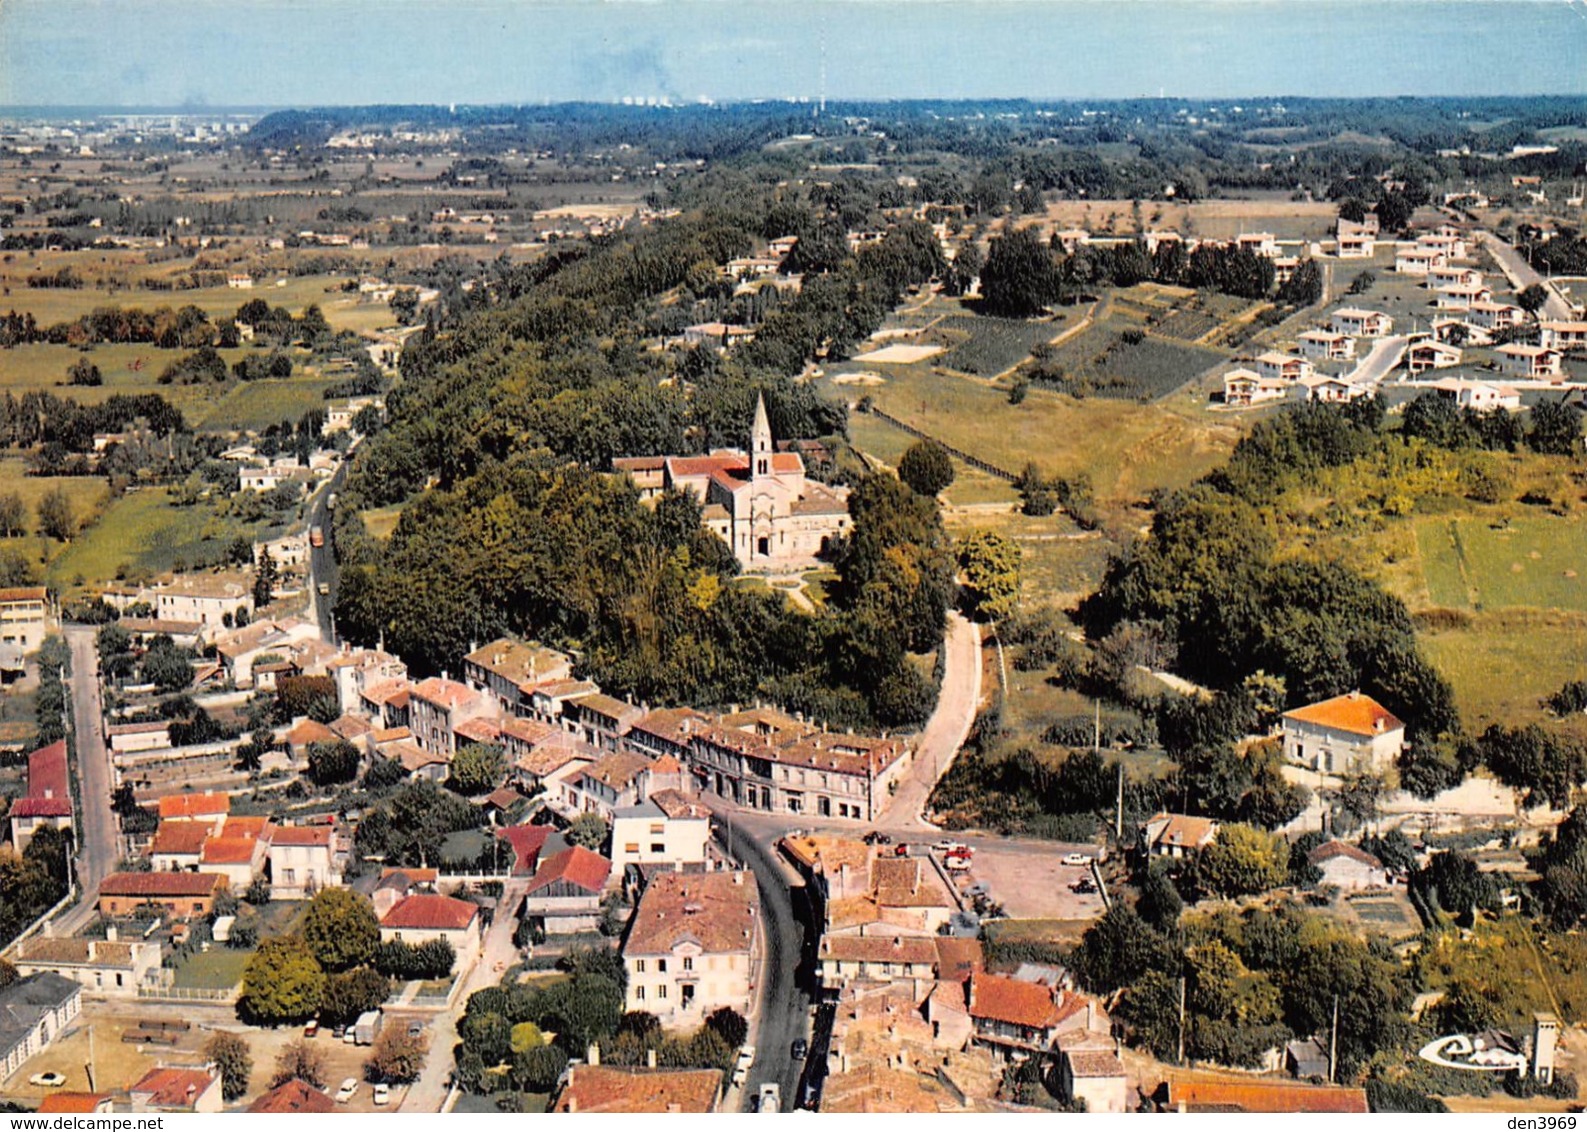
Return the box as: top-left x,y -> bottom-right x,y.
715,814 -> 811,1113
306,462 -> 348,643
1345,333 -> 1410,390
56,626 -> 117,936
1481,231 -> 1574,320
399,877 -> 528,1113
880,611 -> 983,829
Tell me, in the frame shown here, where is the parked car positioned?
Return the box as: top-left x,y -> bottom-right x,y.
758,1083 -> 781,1113
863,831 -> 892,845
935,839 -> 967,854
945,855 -> 972,872
791,1038 -> 808,1060
303,1019 -> 319,1039
29,1072 -> 66,1088
317,582 -> 330,595
335,1079 -> 359,1104
1070,878 -> 1097,894
965,882 -> 991,898
736,1045 -> 756,1071
893,843 -> 910,857
331,1024 -> 346,1039
408,1020 -> 425,1039
1062,853 -> 1091,867
372,1084 -> 391,1106
731,1065 -> 749,1089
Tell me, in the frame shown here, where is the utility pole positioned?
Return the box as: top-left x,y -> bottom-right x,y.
1176,975 -> 1187,1066
1329,994 -> 1339,1084
1115,760 -> 1125,841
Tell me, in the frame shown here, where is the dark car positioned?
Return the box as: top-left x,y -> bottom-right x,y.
893,843 -> 910,857
791,1038 -> 809,1060
862,831 -> 892,846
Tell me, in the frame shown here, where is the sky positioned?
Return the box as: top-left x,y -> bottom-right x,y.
1,0 -> 1586,108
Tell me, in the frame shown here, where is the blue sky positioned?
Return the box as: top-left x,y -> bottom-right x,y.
2,1 -> 1585,108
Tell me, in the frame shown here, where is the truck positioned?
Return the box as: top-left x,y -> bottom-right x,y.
353,1010 -> 383,1046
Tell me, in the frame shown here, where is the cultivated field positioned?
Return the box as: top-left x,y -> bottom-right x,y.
1415,514 -> 1587,612
934,312 -> 1073,377
1031,318 -> 1227,401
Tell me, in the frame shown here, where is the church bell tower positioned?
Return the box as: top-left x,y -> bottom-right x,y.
751,391 -> 773,479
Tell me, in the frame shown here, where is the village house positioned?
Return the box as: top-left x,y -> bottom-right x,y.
1330,308 -> 1393,338
1405,339 -> 1463,375
462,637 -> 572,717
613,395 -> 851,571
1289,374 -> 1367,403
157,792 -> 230,829
1496,344 -> 1564,380
379,892 -> 482,958
959,972 -> 1109,1058
503,721 -> 595,793
1308,839 -> 1390,890
1253,351 -> 1315,384
0,973 -> 81,1081
818,934 -> 939,998
680,322 -> 757,351
325,647 -> 408,716
154,573 -> 254,628
1464,301 -> 1523,334
128,1066 -> 224,1115
1151,1075 -> 1368,1114
622,870 -> 758,1025
687,706 -> 912,823
1334,220 -> 1375,258
1297,329 -> 1356,362
239,464 -> 307,494
97,871 -> 228,919
37,1094 -> 113,1115
1434,282 -> 1493,311
1421,376 -> 1522,411
409,676 -> 492,757
1142,813 -> 1219,858
527,677 -> 600,727
323,395 -> 385,434
1418,231 -> 1468,260
557,753 -> 655,820
553,1064 -> 725,1114
1427,265 -> 1483,290
0,585 -> 48,653
8,740 -> 72,851
1540,320 -> 1587,352
254,532 -> 310,571
150,820 -> 211,871
568,692 -> 646,752
212,617 -> 321,688
10,933 -> 163,997
1282,690 -> 1405,775
520,845 -> 612,936
1061,1049 -> 1130,1114
610,791 -> 712,873
1222,368 -> 1289,407
1395,247 -> 1446,275
1236,231 -> 1279,257
624,706 -> 710,763
267,824 -> 346,898
358,678 -> 412,729
107,720 -> 172,755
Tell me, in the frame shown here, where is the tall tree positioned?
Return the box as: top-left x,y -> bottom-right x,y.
301,888 -> 381,972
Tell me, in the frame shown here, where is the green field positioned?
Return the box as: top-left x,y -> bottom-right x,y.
44,486 -> 290,594
1419,610 -> 1587,731
1415,515 -> 1587,612
836,368 -> 1242,509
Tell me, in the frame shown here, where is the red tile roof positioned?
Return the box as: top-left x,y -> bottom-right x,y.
819,933 -> 937,965
624,871 -> 758,956
0,586 -> 47,603
1163,1076 -> 1369,1114
554,1066 -> 722,1113
1282,691 -> 1403,738
526,845 -> 611,895
1308,838 -> 1383,869
496,824 -> 552,876
411,677 -> 480,711
130,1067 -> 219,1109
37,1094 -> 110,1114
10,795 -> 73,818
270,825 -> 334,847
285,718 -> 337,747
380,892 -> 480,932
202,837 -> 260,865
24,739 -> 69,804
455,717 -> 503,744
967,973 -> 1064,1030
150,822 -> 212,856
157,793 -> 231,820
100,871 -> 226,897
248,1079 -> 335,1113
1066,1049 -> 1125,1079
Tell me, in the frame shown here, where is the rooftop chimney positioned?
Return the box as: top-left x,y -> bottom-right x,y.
647,1048 -> 658,1069
587,1042 -> 600,1067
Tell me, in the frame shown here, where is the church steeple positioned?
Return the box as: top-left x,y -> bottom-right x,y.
751,391 -> 772,479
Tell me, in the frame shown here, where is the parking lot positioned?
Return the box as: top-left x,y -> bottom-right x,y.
944,840 -> 1109,922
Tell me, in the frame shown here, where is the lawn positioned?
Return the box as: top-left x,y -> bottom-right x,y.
359,505 -> 405,542
1415,514 -> 1587,612
171,945 -> 252,990
44,485 -> 282,594
201,375 -> 346,431
841,370 -> 1243,509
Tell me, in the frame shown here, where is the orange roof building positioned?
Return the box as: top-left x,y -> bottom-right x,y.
157,792 -> 231,822
554,1065 -> 723,1113
622,871 -> 758,1023
1156,1074 -> 1369,1114
128,1066 -> 223,1113
379,893 -> 482,948
248,1079 -> 335,1113
1282,691 -> 1405,776
37,1094 -> 112,1114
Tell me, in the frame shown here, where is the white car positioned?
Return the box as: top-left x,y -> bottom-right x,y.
1063,853 -> 1091,867
373,1083 -> 391,1106
335,1079 -> 359,1104
29,1072 -> 66,1088
736,1045 -> 756,1071
945,854 -> 972,871
758,1083 -> 781,1113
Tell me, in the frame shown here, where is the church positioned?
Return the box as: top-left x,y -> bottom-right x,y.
614,394 -> 851,571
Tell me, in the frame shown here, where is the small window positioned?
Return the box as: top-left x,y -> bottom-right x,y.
650,843 -> 666,854
657,985 -> 667,999
624,843 -> 640,854
635,959 -> 646,974
683,956 -> 693,971
657,958 -> 667,973
635,986 -> 646,1000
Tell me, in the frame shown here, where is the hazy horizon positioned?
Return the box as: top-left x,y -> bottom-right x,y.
3,1 -> 1586,109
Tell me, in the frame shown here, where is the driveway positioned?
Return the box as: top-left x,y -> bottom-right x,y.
1345,333 -> 1410,390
